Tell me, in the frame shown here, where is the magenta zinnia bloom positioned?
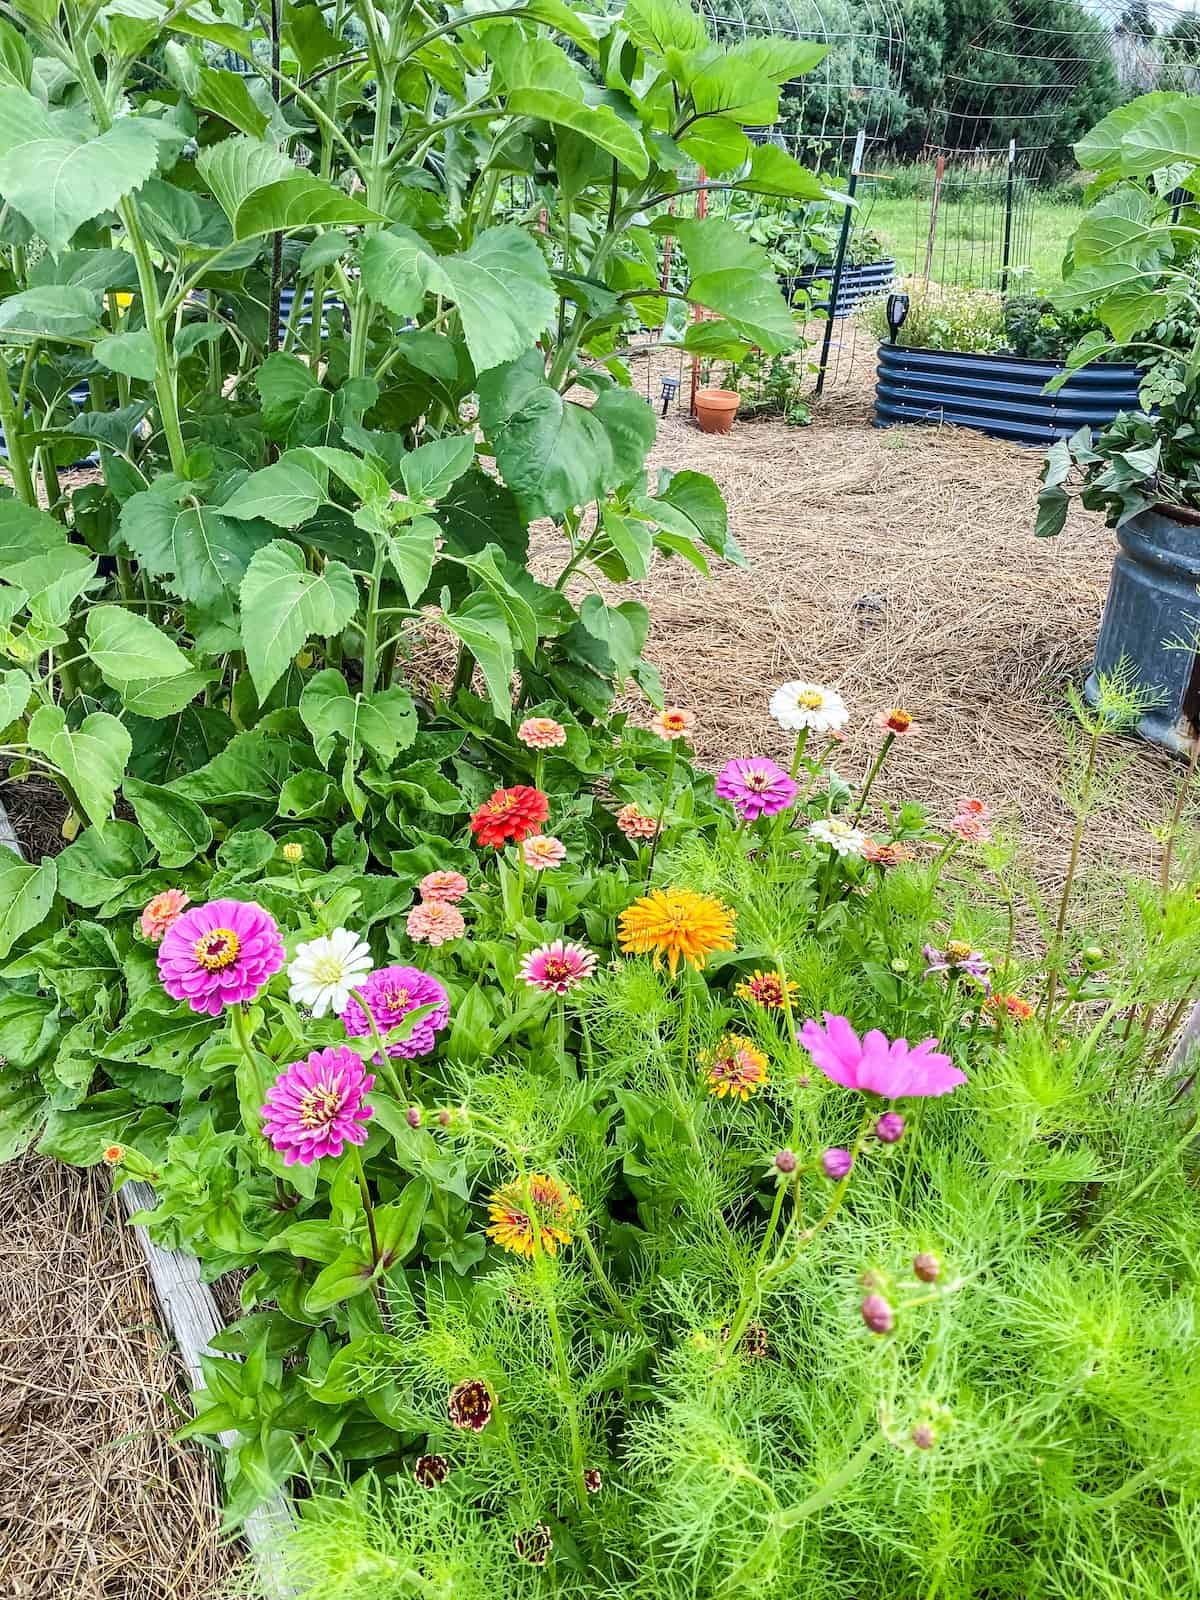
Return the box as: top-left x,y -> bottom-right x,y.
518,939 -> 597,994
157,898 -> 284,1016
341,965 -> 449,1060
715,757 -> 799,822
260,1045 -> 374,1166
798,1012 -> 966,1098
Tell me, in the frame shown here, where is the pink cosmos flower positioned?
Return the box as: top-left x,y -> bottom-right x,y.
523,835 -> 567,871
517,716 -> 567,750
798,1012 -> 966,1098
407,901 -> 465,946
260,1045 -> 374,1166
518,940 -> 597,994
616,802 -> 658,840
140,888 -> 189,942
715,757 -> 799,822
650,706 -> 695,742
158,899 -> 284,1016
419,870 -> 469,904
341,964 -> 449,1059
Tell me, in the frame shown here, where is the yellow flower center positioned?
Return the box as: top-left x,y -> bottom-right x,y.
193,928 -> 240,971
797,689 -> 824,709
945,940 -> 973,963
298,1084 -> 342,1129
543,957 -> 572,983
885,708 -> 912,730
311,952 -> 348,984
382,985 -> 411,1010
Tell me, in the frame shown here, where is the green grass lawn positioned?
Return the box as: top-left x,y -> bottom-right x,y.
859,192 -> 1083,292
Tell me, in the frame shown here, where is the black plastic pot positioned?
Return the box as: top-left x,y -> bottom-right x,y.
873,345 -> 1143,448
1089,507 -> 1200,753
783,258 -> 896,318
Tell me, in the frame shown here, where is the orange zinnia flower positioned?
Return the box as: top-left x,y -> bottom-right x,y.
617,887 -> 736,976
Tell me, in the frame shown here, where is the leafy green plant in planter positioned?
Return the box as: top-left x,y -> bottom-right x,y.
718,347 -> 812,426
0,0 -> 839,833
861,284 -> 1007,354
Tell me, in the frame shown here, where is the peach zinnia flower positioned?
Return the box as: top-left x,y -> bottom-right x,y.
649,706 -> 695,742
862,838 -> 911,866
140,888 -> 189,942
618,887 -> 736,976
407,901 -> 465,946
522,835 -> 566,871
876,707 -> 919,738
419,870 -> 469,904
616,802 -> 658,840
948,812 -> 991,844
517,716 -> 567,750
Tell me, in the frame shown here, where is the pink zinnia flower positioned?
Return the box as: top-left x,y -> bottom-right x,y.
798,1012 -> 966,1098
523,835 -> 566,871
518,939 -> 597,994
260,1044 -> 374,1166
948,812 -> 991,844
616,802 -> 658,840
158,899 -> 284,1015
649,706 -> 695,742
341,964 -> 450,1059
517,716 -> 567,750
140,888 -> 189,942
715,756 -> 798,822
419,870 -> 469,904
407,901 -> 465,946
956,797 -> 991,819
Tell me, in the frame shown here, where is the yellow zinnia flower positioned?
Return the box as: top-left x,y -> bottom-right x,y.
701,1034 -> 768,1101
486,1172 -> 579,1258
735,969 -> 798,1010
617,887 -> 736,976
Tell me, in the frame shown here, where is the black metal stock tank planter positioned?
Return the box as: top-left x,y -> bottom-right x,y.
1088,505 -> 1200,754
784,259 -> 896,319
873,345 -> 1143,449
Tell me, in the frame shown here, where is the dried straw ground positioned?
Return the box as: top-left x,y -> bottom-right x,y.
0,341 -> 1183,1597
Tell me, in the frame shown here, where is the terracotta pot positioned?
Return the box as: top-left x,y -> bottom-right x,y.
694,387 -> 740,434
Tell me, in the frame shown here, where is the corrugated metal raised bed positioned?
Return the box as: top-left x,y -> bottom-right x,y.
873,344 -> 1143,448
783,258 -> 895,318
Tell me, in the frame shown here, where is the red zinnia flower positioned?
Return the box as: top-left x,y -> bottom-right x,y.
469,785 -> 549,849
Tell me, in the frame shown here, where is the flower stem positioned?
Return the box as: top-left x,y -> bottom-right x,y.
575,1218 -> 638,1330
647,741 -> 679,880
349,1141 -> 381,1269
1044,716 -> 1102,1018
853,732 -> 894,822
523,1172 -> 589,1515
348,985 -> 406,1101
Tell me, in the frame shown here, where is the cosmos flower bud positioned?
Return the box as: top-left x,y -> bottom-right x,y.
913,1251 -> 941,1283
861,1293 -> 894,1334
775,1149 -> 798,1174
406,1106 -> 422,1128
437,1108 -> 451,1127
797,1074 -> 810,1089
875,1111 -> 905,1143
282,841 -> 304,863
911,1422 -> 935,1450
821,1147 -> 853,1181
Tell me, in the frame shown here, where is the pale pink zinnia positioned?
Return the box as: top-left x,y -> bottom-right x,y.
948,812 -> 991,844
140,888 -> 189,942
798,1012 -> 966,1099
649,706 -> 695,742
407,901 -> 465,946
419,870 -> 469,904
956,796 -> 991,819
517,716 -> 567,750
158,898 -> 284,1015
616,802 -> 658,840
518,939 -> 597,994
523,835 -> 567,871
260,1045 -> 374,1165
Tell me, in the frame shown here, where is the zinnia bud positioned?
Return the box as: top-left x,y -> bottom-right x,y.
774,1149 -> 797,1175
861,1293 -> 893,1334
406,1106 -> 422,1128
821,1147 -> 853,1181
913,1251 -> 941,1283
282,841 -> 303,863
1082,945 -> 1106,969
875,1111 -> 905,1143
911,1422 -> 935,1450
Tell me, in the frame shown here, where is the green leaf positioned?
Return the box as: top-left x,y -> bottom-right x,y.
361,223 -> 559,376
120,669 -> 214,719
304,1245 -> 376,1313
238,539 -> 358,701
677,117 -> 748,175
0,1072 -> 45,1161
399,436 -> 476,501
0,666 -> 30,727
122,776 -> 212,867
86,605 -> 189,686
93,329 -> 158,380
0,118 -> 162,254
384,517 -> 439,604
1075,92 -> 1181,171
193,64 -> 271,139
442,593 -> 516,720
299,668 -> 417,767
222,452 -> 328,528
739,144 -> 831,201
234,175 -> 382,239
672,216 -> 797,353
622,0 -> 708,56
120,478 -> 269,607
103,1002 -> 213,1072
1116,96 -> 1200,176
0,497 -> 67,563
0,285 -> 102,340
38,1089 -> 169,1166
195,134 -> 294,218
491,34 -> 648,175
12,543 -> 96,628
0,850 -> 55,958
1071,213 -> 1170,271
374,1177 -> 430,1264
27,706 -> 131,830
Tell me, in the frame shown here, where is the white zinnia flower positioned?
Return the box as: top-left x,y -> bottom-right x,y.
287,927 -> 372,1017
769,681 -> 849,735
808,818 -> 867,858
